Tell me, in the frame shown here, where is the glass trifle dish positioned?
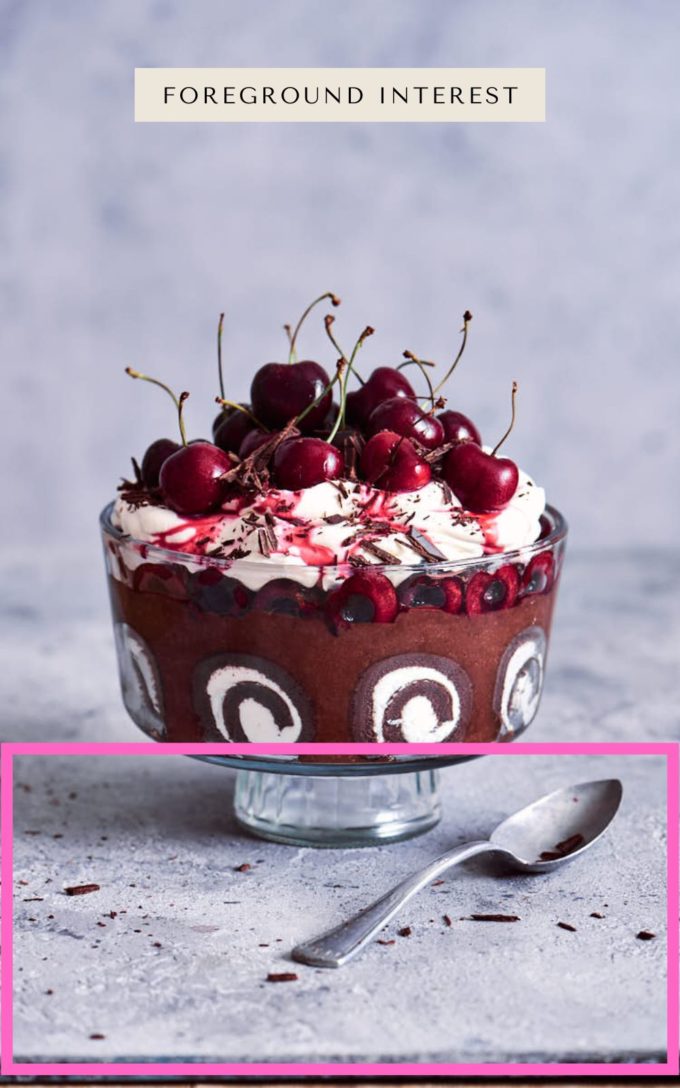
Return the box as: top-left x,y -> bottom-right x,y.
102,297 -> 567,749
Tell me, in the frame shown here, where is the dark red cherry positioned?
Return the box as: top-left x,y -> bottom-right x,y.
326,570 -> 398,629
345,367 -> 415,430
438,410 -> 482,447
398,573 -> 464,613
361,431 -> 431,493
273,437 -> 343,490
159,441 -> 232,515
521,552 -> 554,596
213,405 -> 258,454
443,442 -> 518,512
132,561 -> 188,600
141,438 -> 180,489
254,578 -> 323,618
238,429 -> 271,459
251,361 -> 331,433
466,565 -> 520,615
188,568 -> 253,616
369,397 -> 445,451
329,425 -> 361,451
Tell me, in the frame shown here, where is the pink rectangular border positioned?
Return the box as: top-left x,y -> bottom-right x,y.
2,740 -> 678,1077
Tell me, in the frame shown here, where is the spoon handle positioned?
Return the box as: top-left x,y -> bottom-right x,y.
292,840 -> 493,968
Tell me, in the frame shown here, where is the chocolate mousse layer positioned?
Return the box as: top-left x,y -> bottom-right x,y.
106,552 -> 561,743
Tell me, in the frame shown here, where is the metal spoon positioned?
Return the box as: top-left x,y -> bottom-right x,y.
292,778 -> 622,969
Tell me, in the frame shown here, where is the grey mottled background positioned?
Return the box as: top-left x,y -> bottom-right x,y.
2,0 -> 680,559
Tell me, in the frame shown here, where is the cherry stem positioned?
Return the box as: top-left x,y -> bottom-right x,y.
401,351 -> 436,408
328,325 -> 375,444
216,312 -> 225,400
215,397 -> 268,431
491,381 -> 518,456
125,367 -> 189,446
323,314 -> 365,384
288,291 -> 340,364
431,309 -> 473,397
177,392 -> 190,447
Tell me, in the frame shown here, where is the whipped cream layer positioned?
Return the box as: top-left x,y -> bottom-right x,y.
112,460 -> 545,590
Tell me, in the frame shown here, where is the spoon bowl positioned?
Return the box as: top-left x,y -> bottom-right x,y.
490,778 -> 623,872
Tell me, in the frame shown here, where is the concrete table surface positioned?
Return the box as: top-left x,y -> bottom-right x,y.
11,752 -> 668,1065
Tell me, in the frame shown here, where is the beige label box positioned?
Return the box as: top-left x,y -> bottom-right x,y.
135,67 -> 545,122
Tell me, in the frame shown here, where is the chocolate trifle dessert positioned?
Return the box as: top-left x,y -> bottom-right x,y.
102,295 -> 567,744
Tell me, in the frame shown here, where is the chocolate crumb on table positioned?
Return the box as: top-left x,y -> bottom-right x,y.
266,972 -> 299,982
636,930 -> 656,941
64,883 -> 100,896
89,1033 -> 105,1040
557,921 -> 577,932
590,911 -> 605,918
465,913 -> 520,923
234,863 -> 252,872
443,914 -> 453,927
398,926 -> 413,937
377,938 -> 396,946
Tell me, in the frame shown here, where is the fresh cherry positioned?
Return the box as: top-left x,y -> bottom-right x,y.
188,567 -> 253,616
273,437 -> 343,490
369,397 -> 444,451
521,552 -> 554,595
213,405 -> 258,454
251,361 -> 332,433
361,431 -> 431,492
159,441 -> 232,515
466,565 -> 520,614
444,442 -> 518,512
329,425 -> 361,451
345,367 -> 415,430
254,578 -> 323,618
133,562 -> 188,600
140,438 -> 180,489
398,573 -> 464,613
238,429 -> 271,459
326,570 -> 398,629
438,410 -> 482,447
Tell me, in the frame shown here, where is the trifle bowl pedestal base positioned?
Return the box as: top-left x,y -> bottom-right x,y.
200,755 -> 474,848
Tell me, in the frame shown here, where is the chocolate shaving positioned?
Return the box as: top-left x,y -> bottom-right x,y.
257,528 -> 272,556
226,546 -> 249,561
636,930 -> 656,941
266,971 -> 299,982
348,554 -> 370,568
465,913 -> 520,923
441,480 -> 455,506
131,456 -> 143,485
377,938 -> 396,946
557,921 -> 577,932
422,441 -> 455,464
325,514 -> 345,525
65,884 -> 100,896
361,540 -> 400,564
540,833 -> 585,861
401,531 -> 442,563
